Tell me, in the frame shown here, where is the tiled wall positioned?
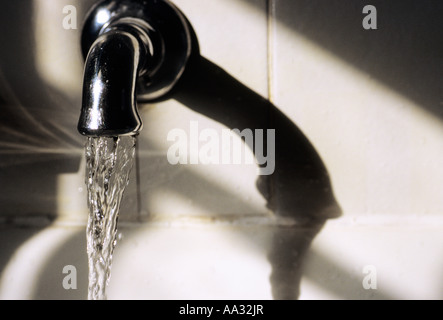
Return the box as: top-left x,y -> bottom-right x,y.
0,0 -> 442,300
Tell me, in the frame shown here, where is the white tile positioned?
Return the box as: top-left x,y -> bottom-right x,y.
0,225 -> 87,300
270,1 -> 443,301
137,0 -> 270,218
0,223 -> 277,300
270,0 -> 443,220
108,222 -> 274,299
2,220 -> 442,300
300,223 -> 443,300
172,0 -> 269,96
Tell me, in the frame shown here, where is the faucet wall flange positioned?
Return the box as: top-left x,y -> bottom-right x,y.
78,0 -> 196,136
81,0 -> 193,102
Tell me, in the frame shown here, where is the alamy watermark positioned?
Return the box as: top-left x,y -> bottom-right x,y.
62,4 -> 376,31
362,5 -> 377,30
62,265 -> 77,290
62,5 -> 77,30
362,265 -> 377,290
166,121 -> 275,175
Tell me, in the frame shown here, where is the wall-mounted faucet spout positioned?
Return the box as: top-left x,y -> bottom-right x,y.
78,28 -> 145,136
78,0 -> 194,137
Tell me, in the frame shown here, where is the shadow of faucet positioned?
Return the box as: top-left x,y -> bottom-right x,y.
166,55 -> 342,299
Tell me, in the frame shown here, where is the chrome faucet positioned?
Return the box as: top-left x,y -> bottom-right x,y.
78,0 -> 194,136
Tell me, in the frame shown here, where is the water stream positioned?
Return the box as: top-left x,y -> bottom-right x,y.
84,135 -> 136,300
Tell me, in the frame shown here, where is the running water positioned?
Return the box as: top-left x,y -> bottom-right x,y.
84,135 -> 136,300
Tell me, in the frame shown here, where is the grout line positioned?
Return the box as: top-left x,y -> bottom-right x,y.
2,213 -> 443,229
266,0 -> 277,216
266,0 -> 275,103
325,214 -> 443,228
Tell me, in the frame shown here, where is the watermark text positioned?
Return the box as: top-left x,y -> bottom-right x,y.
167,121 -> 275,175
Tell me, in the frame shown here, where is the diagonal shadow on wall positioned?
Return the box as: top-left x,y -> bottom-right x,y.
246,0 -> 443,120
